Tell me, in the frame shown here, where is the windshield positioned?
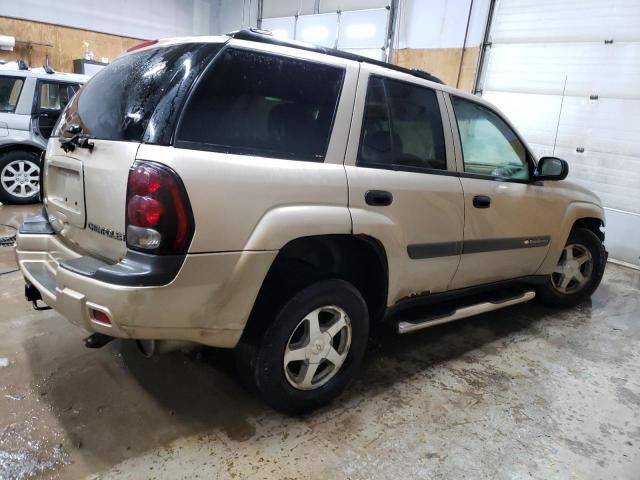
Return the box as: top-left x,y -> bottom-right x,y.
0,76 -> 24,113
54,42 -> 223,143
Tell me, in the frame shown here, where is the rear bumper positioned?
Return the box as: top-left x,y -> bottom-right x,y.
16,213 -> 277,348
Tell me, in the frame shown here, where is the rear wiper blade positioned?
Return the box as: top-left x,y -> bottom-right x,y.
60,124 -> 94,153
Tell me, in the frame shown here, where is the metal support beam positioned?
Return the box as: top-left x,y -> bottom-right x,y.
472,0 -> 496,94
256,0 -> 264,29
385,0 -> 399,63
455,0 -> 474,89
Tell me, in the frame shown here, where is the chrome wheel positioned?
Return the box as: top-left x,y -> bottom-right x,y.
551,243 -> 593,295
283,305 -> 352,391
0,159 -> 40,199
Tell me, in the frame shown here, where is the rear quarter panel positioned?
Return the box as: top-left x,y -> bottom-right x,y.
136,146 -> 353,252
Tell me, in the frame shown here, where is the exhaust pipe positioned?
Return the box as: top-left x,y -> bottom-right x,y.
135,339 -> 196,357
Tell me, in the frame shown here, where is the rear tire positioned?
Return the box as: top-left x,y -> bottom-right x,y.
235,279 -> 369,415
0,150 -> 41,204
536,227 -> 606,308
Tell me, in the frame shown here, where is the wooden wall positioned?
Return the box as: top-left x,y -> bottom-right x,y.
393,47 -> 480,92
0,17 -> 143,73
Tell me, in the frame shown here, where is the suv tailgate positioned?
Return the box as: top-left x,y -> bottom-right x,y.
43,41 -> 224,263
44,140 -> 138,262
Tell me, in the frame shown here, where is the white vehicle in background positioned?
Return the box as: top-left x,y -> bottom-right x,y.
0,63 -> 88,204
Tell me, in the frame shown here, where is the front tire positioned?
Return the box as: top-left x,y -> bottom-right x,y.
536,227 -> 606,308
0,150 -> 41,204
236,279 -> 369,415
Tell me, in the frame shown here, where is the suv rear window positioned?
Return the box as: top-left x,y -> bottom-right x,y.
55,43 -> 222,142
175,48 -> 345,162
0,76 -> 24,113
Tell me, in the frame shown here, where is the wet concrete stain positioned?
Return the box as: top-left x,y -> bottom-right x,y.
1,202 -> 639,479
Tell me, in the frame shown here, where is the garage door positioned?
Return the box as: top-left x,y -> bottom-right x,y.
261,7 -> 392,61
476,0 -> 640,266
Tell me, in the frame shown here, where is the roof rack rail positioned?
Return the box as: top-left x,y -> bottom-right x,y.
228,29 -> 444,85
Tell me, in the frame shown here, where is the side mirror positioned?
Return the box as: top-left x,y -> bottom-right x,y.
535,156 -> 568,181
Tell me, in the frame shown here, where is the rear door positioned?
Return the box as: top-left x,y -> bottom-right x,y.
345,66 -> 465,304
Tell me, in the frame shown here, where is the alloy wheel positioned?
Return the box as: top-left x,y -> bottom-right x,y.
283,305 -> 352,391
0,159 -> 40,199
551,243 -> 593,295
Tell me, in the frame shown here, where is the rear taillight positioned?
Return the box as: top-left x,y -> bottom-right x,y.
125,161 -> 194,254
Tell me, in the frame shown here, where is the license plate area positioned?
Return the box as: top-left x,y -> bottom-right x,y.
45,155 -> 85,228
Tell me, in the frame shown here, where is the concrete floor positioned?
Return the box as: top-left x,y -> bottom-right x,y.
1,203 -> 639,480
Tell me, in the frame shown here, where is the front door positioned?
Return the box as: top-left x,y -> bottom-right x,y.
447,94 -> 564,289
345,68 -> 465,305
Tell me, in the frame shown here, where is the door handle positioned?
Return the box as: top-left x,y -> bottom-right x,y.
473,195 -> 491,208
365,190 -> 393,206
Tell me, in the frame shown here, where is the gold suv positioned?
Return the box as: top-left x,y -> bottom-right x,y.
16,30 -> 607,414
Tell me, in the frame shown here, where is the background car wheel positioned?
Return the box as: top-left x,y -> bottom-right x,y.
236,279 -> 369,415
536,227 -> 606,308
0,150 -> 41,204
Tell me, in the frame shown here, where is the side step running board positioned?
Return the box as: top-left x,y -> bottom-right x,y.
397,290 -> 536,334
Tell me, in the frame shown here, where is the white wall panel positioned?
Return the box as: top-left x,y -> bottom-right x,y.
296,13 -> 339,47
396,0 -> 490,49
605,209 -> 640,267
0,0 -> 211,39
263,0 -> 316,17
214,0 -> 259,33
482,42 -> 640,98
554,147 -> 640,215
482,91 -> 562,147
193,0 -> 212,35
261,17 -> 296,41
321,0 -> 389,12
341,48 -> 385,61
491,0 -> 640,43
337,8 -> 388,49
555,98 -> 640,158
260,0 -> 491,49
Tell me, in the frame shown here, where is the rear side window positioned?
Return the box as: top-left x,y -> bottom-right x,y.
358,76 -> 446,171
175,48 -> 345,162
0,76 -> 24,113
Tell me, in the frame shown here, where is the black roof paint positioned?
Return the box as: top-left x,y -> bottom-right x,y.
228,29 -> 445,85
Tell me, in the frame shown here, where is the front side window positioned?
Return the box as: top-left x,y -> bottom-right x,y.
451,96 -> 530,181
0,76 -> 24,113
176,48 -> 345,162
358,76 -> 446,171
